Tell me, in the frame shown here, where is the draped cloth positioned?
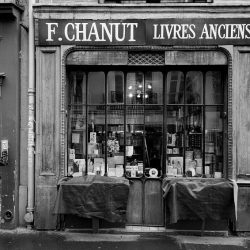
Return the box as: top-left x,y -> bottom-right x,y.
54,175 -> 130,223
162,178 -> 236,224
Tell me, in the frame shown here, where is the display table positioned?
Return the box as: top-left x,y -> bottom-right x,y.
162,178 -> 236,232
54,175 -> 130,231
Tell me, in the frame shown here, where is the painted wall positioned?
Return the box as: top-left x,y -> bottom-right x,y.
0,9 -> 22,229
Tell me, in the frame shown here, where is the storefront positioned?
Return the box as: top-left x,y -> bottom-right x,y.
32,2 -> 250,231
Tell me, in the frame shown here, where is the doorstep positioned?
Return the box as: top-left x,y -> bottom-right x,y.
64,226 -> 229,237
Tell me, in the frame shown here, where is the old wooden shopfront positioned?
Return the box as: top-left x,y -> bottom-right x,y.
32,3 -> 250,231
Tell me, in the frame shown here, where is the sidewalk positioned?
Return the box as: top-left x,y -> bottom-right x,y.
0,228 -> 249,250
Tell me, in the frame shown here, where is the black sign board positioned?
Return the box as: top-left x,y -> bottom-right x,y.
38,19 -> 250,46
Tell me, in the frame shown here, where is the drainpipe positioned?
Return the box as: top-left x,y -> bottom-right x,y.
24,0 -> 35,229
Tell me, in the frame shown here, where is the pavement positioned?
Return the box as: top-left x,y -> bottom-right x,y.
0,228 -> 249,250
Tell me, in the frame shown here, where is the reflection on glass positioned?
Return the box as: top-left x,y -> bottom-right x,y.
166,106 -> 184,177
107,71 -> 124,104
145,106 -> 163,177
166,71 -> 184,104
205,107 -> 223,178
68,71 -> 86,105
126,72 -> 144,104
68,105 -> 86,176
185,106 -> 203,177
145,72 -> 163,104
186,71 -> 203,104
88,72 -> 105,104
205,71 -> 223,105
125,106 -> 144,177
87,106 -> 105,176
107,106 -> 124,177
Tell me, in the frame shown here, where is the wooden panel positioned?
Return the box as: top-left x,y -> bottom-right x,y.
35,47 -> 61,229
235,48 -> 250,175
144,179 -> 164,226
165,51 -> 227,65
236,186 -> 250,231
66,51 -> 128,65
34,186 -> 58,230
126,180 -> 143,224
36,48 -> 61,175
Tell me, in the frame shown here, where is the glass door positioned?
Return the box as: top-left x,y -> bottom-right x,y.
125,71 -> 164,226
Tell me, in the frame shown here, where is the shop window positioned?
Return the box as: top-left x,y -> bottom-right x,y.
145,71 -> 163,104
186,71 -> 203,104
126,72 -> 144,104
166,70 -> 224,178
67,68 -> 225,179
88,72 -> 105,104
107,71 -> 124,104
166,71 -> 184,104
205,71 -> 223,105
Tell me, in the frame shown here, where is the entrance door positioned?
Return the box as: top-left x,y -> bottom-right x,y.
124,71 -> 164,226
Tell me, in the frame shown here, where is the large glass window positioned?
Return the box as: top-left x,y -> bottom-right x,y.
67,68 -> 225,179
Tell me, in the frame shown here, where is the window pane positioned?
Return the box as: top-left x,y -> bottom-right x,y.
68,71 -> 86,105
166,71 -> 184,104
125,106 -> 144,177
205,107 -> 223,178
186,71 -> 203,104
87,106 -> 105,175
145,106 -> 163,177
145,71 -> 163,104
107,106 -> 125,177
68,105 -> 86,176
88,72 -> 105,104
107,71 -> 124,104
205,71 -> 223,105
126,72 -> 144,104
166,106 -> 184,177
186,106 -> 203,177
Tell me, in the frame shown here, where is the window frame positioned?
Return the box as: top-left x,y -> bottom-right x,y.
66,64 -> 227,179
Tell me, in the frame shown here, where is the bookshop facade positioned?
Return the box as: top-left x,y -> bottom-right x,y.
32,3 -> 250,231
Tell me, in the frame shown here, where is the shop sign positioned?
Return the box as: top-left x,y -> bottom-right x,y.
38,19 -> 250,46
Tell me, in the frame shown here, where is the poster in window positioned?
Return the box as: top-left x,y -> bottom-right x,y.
89,132 -> 96,144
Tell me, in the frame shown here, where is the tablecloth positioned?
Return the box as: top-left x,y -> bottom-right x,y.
162,178 -> 236,224
54,175 -> 130,223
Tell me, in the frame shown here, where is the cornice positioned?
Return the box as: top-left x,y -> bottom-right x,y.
33,4 -> 250,15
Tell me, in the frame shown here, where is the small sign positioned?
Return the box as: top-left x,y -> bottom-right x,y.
72,133 -> 80,144
1,140 -> 8,164
1,140 -> 8,150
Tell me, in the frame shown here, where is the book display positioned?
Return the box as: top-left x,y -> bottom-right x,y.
166,105 -> 223,178
125,114 -> 144,178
